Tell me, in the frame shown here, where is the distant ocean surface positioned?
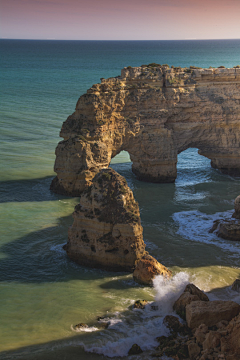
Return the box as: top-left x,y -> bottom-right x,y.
0,39 -> 240,359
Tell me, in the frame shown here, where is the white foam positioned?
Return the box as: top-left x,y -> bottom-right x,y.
71,325 -> 99,332
153,272 -> 190,315
50,242 -> 66,254
80,273 -> 190,358
173,210 -> 240,257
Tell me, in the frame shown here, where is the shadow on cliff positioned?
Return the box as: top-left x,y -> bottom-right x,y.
0,214 -> 117,284
0,176 -> 70,203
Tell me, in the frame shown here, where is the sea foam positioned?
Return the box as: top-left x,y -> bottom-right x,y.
173,210 -> 240,257
81,273 -> 190,357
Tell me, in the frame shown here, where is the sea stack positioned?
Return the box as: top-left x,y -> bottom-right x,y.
65,168 -> 146,271
64,168 -> 171,282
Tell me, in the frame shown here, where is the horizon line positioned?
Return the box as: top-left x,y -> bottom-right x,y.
1,38 -> 240,41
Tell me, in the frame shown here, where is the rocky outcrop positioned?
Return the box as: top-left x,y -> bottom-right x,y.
133,254 -> 172,285
216,219 -> 240,241
210,195 -> 240,241
51,65 -> 240,196
173,284 -> 209,319
186,300 -> 240,329
64,168 -> 170,278
233,195 -> 240,219
151,285 -> 240,360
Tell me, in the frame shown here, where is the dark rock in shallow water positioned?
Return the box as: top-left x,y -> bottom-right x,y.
163,315 -> 184,335
210,195 -> 240,241
233,195 -> 240,219
208,220 -> 219,233
133,299 -> 148,309
232,279 -> 240,292
74,323 -> 88,330
216,219 -> 240,241
128,343 -> 143,355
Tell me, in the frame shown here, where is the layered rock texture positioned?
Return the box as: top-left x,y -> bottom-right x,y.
65,168 -> 145,271
64,168 -> 170,278
51,65 -> 240,196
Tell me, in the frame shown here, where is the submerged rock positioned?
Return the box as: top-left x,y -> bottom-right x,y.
74,323 -> 88,330
128,343 -> 143,355
133,254 -> 172,285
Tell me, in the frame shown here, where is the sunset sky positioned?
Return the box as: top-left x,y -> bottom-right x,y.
0,0 -> 240,40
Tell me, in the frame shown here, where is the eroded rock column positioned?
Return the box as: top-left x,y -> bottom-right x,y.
65,168 -> 146,271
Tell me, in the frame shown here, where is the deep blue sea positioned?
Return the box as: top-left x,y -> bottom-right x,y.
0,39 -> 240,359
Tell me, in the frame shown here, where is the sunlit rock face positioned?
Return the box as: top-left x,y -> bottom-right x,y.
51,65 -> 240,196
64,168 -> 146,271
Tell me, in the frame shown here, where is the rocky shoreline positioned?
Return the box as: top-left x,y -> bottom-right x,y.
147,281 -> 240,360
73,281 -> 240,359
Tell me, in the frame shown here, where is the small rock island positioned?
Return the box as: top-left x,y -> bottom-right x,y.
64,168 -> 171,283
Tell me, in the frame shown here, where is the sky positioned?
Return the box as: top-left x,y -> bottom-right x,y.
0,0 -> 240,40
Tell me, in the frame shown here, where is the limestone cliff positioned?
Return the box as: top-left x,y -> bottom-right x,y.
51,64 -> 240,196
64,168 -> 146,271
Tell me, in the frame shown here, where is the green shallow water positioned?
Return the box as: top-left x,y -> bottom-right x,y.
0,39 -> 240,359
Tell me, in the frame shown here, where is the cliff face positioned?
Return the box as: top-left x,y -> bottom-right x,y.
65,168 -> 146,271
51,65 -> 240,196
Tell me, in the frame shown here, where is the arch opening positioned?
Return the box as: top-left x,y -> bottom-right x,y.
110,150 -> 131,165
176,147 -> 212,185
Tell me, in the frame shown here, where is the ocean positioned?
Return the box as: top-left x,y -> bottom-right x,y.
0,39 -> 240,359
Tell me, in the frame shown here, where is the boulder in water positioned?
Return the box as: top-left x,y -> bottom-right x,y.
233,195 -> 240,219
133,300 -> 148,309
133,254 -> 172,285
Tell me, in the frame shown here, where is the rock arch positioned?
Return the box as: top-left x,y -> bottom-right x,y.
51,65 -> 240,196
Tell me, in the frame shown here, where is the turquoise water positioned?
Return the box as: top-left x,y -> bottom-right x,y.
0,40 -> 240,359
